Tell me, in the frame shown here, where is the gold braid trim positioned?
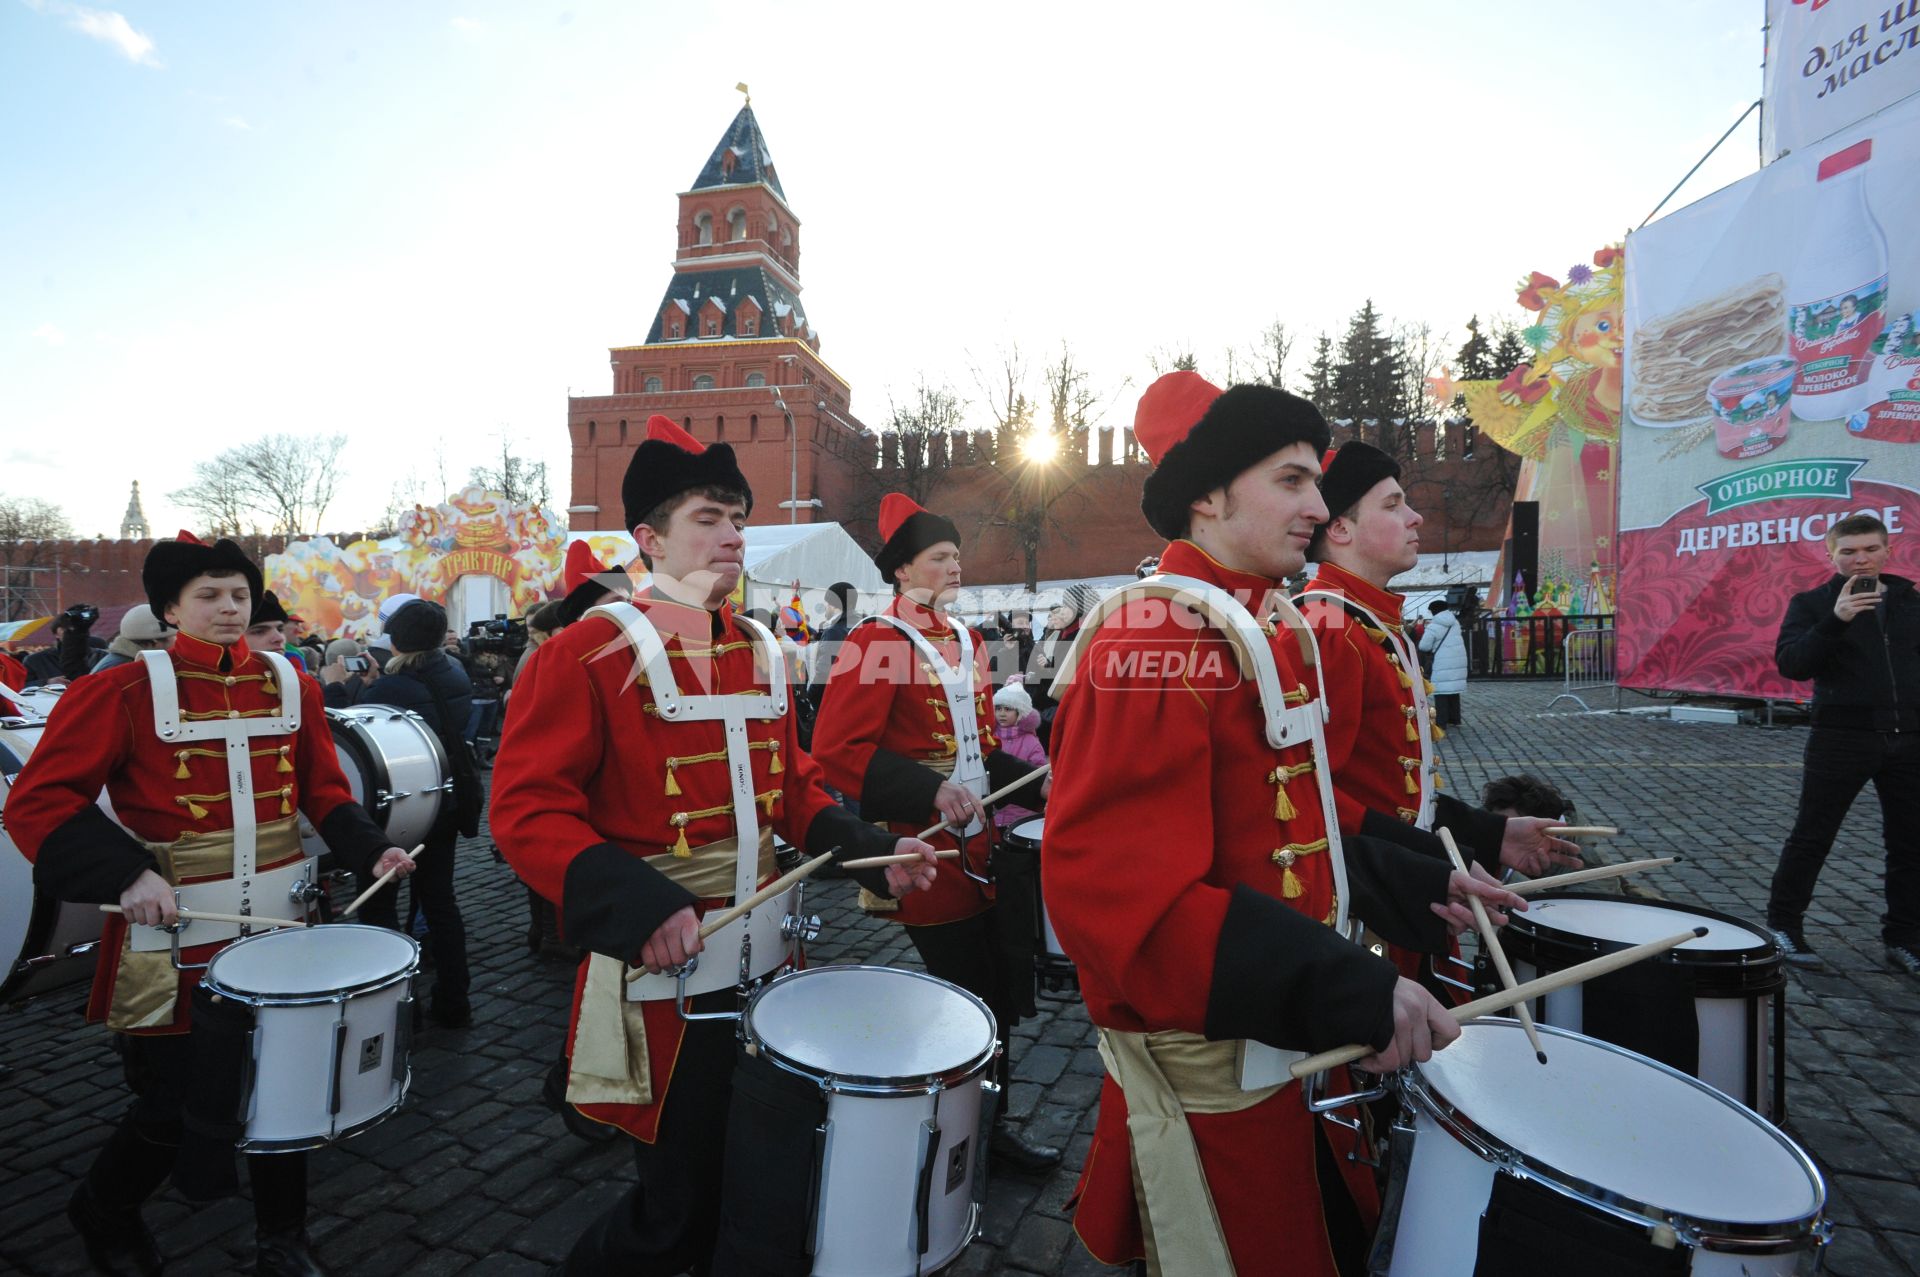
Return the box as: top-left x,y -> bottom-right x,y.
173,744 -> 293,778
1266,761 -> 1315,820
1269,838 -> 1330,899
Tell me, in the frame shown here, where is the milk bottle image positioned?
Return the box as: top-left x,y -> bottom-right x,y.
1789,138 -> 1889,419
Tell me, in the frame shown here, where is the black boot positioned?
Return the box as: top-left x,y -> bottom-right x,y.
990,1120 -> 1062,1174
254,1229 -> 330,1277
543,1056 -> 618,1144
67,1184 -> 165,1276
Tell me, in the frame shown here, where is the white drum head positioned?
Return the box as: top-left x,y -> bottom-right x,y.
749,966 -> 995,1083
206,924 -> 418,998
1011,817 -> 1043,842
1416,1022 -> 1820,1223
1526,897 -> 1766,951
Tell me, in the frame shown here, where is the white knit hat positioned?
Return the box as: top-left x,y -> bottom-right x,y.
992,682 -> 1033,716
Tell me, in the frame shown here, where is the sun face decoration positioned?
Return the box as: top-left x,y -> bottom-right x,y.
1490,246 -> 1625,456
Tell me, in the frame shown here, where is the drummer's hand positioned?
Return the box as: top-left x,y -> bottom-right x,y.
884,838 -> 940,898
638,905 -> 703,974
933,782 -> 981,830
1433,864 -> 1526,934
1040,773 -> 1052,800
119,870 -> 178,928
1497,817 -> 1583,877
372,847 -> 416,879
1358,979 -> 1460,1073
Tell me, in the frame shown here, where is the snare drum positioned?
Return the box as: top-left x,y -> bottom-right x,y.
1,717 -> 105,1001
199,923 -> 420,1150
324,706 -> 452,852
741,966 -> 999,1276
1007,818 -> 1077,998
1381,1020 -> 1829,1275
1493,893 -> 1785,1116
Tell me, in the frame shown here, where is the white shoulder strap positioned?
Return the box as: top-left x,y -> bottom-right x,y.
584,601 -> 787,720
140,648 -> 301,743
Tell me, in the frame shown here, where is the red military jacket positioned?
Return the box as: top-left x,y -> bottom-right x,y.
1300,561 -> 1505,869
1043,541 -> 1450,1272
811,595 -> 1004,926
489,592 -> 871,1140
0,650 -> 27,713
6,631 -> 384,1032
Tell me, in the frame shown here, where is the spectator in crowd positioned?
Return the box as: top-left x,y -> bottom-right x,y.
1765,513 -> 1919,974
1026,583 -> 1101,746
1482,774 -> 1574,822
24,606 -> 103,687
991,682 -> 1048,833
511,601 -> 563,690
988,610 -> 1035,686
806,580 -> 859,704
318,638 -> 377,709
88,606 -> 171,674
466,643 -> 512,762
358,599 -> 476,1027
1419,598 -> 1468,725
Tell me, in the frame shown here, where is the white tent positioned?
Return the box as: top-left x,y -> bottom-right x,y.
569,523 -> 886,620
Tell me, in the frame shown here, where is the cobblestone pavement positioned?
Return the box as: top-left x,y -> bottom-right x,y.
2,682 -> 1916,1274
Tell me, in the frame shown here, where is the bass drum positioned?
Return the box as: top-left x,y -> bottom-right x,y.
317,706 -> 452,854
1,716 -> 106,1002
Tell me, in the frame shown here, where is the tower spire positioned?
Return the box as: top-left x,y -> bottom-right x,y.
121,480 -> 150,540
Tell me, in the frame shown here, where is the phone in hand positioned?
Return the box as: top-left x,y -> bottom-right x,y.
1850,574 -> 1880,596
345,656 -> 371,673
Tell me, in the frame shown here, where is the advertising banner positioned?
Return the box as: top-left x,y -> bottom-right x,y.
1619,93 -> 1920,699
1763,0 -> 1920,162
267,486 -> 567,640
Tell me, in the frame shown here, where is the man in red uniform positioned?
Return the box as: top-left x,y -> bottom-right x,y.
1299,441 -> 1579,993
1043,374 -> 1525,1275
0,647 -> 27,713
7,533 -> 417,1277
811,492 -> 1059,1172
490,416 -> 936,1276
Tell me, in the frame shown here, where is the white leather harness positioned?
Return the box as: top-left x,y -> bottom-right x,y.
866,613 -> 989,835
133,648 -> 316,953
585,602 -> 800,1001
1053,574 -> 1352,1088
1296,590 -> 1437,829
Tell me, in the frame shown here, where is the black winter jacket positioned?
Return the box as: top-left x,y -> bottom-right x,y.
1775,572 -> 1920,731
361,652 -> 475,831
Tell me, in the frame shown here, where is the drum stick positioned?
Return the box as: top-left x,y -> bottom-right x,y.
1545,826 -> 1619,838
341,844 -> 427,917
915,765 -> 1051,839
623,767 -> 1054,984
1440,829 -> 1546,1065
1288,926 -> 1708,1080
839,848 -> 962,870
100,905 -> 307,929
1506,857 -> 1676,897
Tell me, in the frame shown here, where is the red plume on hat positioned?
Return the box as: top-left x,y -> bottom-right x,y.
564,539 -> 609,593
645,414 -> 705,453
872,492 -> 960,580
1132,371 -> 1223,466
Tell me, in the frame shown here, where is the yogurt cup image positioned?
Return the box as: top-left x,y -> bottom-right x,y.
1707,355 -> 1798,458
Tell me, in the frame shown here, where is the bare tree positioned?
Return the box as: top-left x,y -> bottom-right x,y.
968,341 -> 1035,459
881,379 -> 967,507
1147,346 -> 1199,376
170,433 -> 347,536
0,494 -> 74,542
471,430 -> 551,509
1255,320 -> 1295,390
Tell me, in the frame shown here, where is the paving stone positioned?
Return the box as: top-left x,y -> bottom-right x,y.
1004,1214 -> 1075,1272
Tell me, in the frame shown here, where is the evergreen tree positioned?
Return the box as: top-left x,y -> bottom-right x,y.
1455,316 -> 1499,383
1305,335 -> 1334,409
1491,321 -> 1530,381
1329,300 -> 1404,449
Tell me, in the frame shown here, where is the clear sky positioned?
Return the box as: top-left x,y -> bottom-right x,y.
2,0 -> 1766,538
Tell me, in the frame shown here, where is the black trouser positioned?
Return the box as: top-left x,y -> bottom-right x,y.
361,820 -> 468,1002
564,992 -> 738,1277
904,908 -> 1017,1094
1433,692 -> 1462,725
1768,727 -> 1920,947
87,1033 -> 306,1233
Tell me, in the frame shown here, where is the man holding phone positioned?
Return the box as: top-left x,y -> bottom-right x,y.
1766,513 -> 1920,974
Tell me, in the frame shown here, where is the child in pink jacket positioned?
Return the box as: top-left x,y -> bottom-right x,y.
992,681 -> 1047,830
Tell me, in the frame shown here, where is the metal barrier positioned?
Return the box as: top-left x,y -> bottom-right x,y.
1546,626 -> 1618,711
1467,614 -> 1614,679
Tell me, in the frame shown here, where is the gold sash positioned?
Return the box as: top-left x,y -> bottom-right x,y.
1096,1028 -> 1285,1277
567,828 -> 776,1109
106,817 -> 304,1032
